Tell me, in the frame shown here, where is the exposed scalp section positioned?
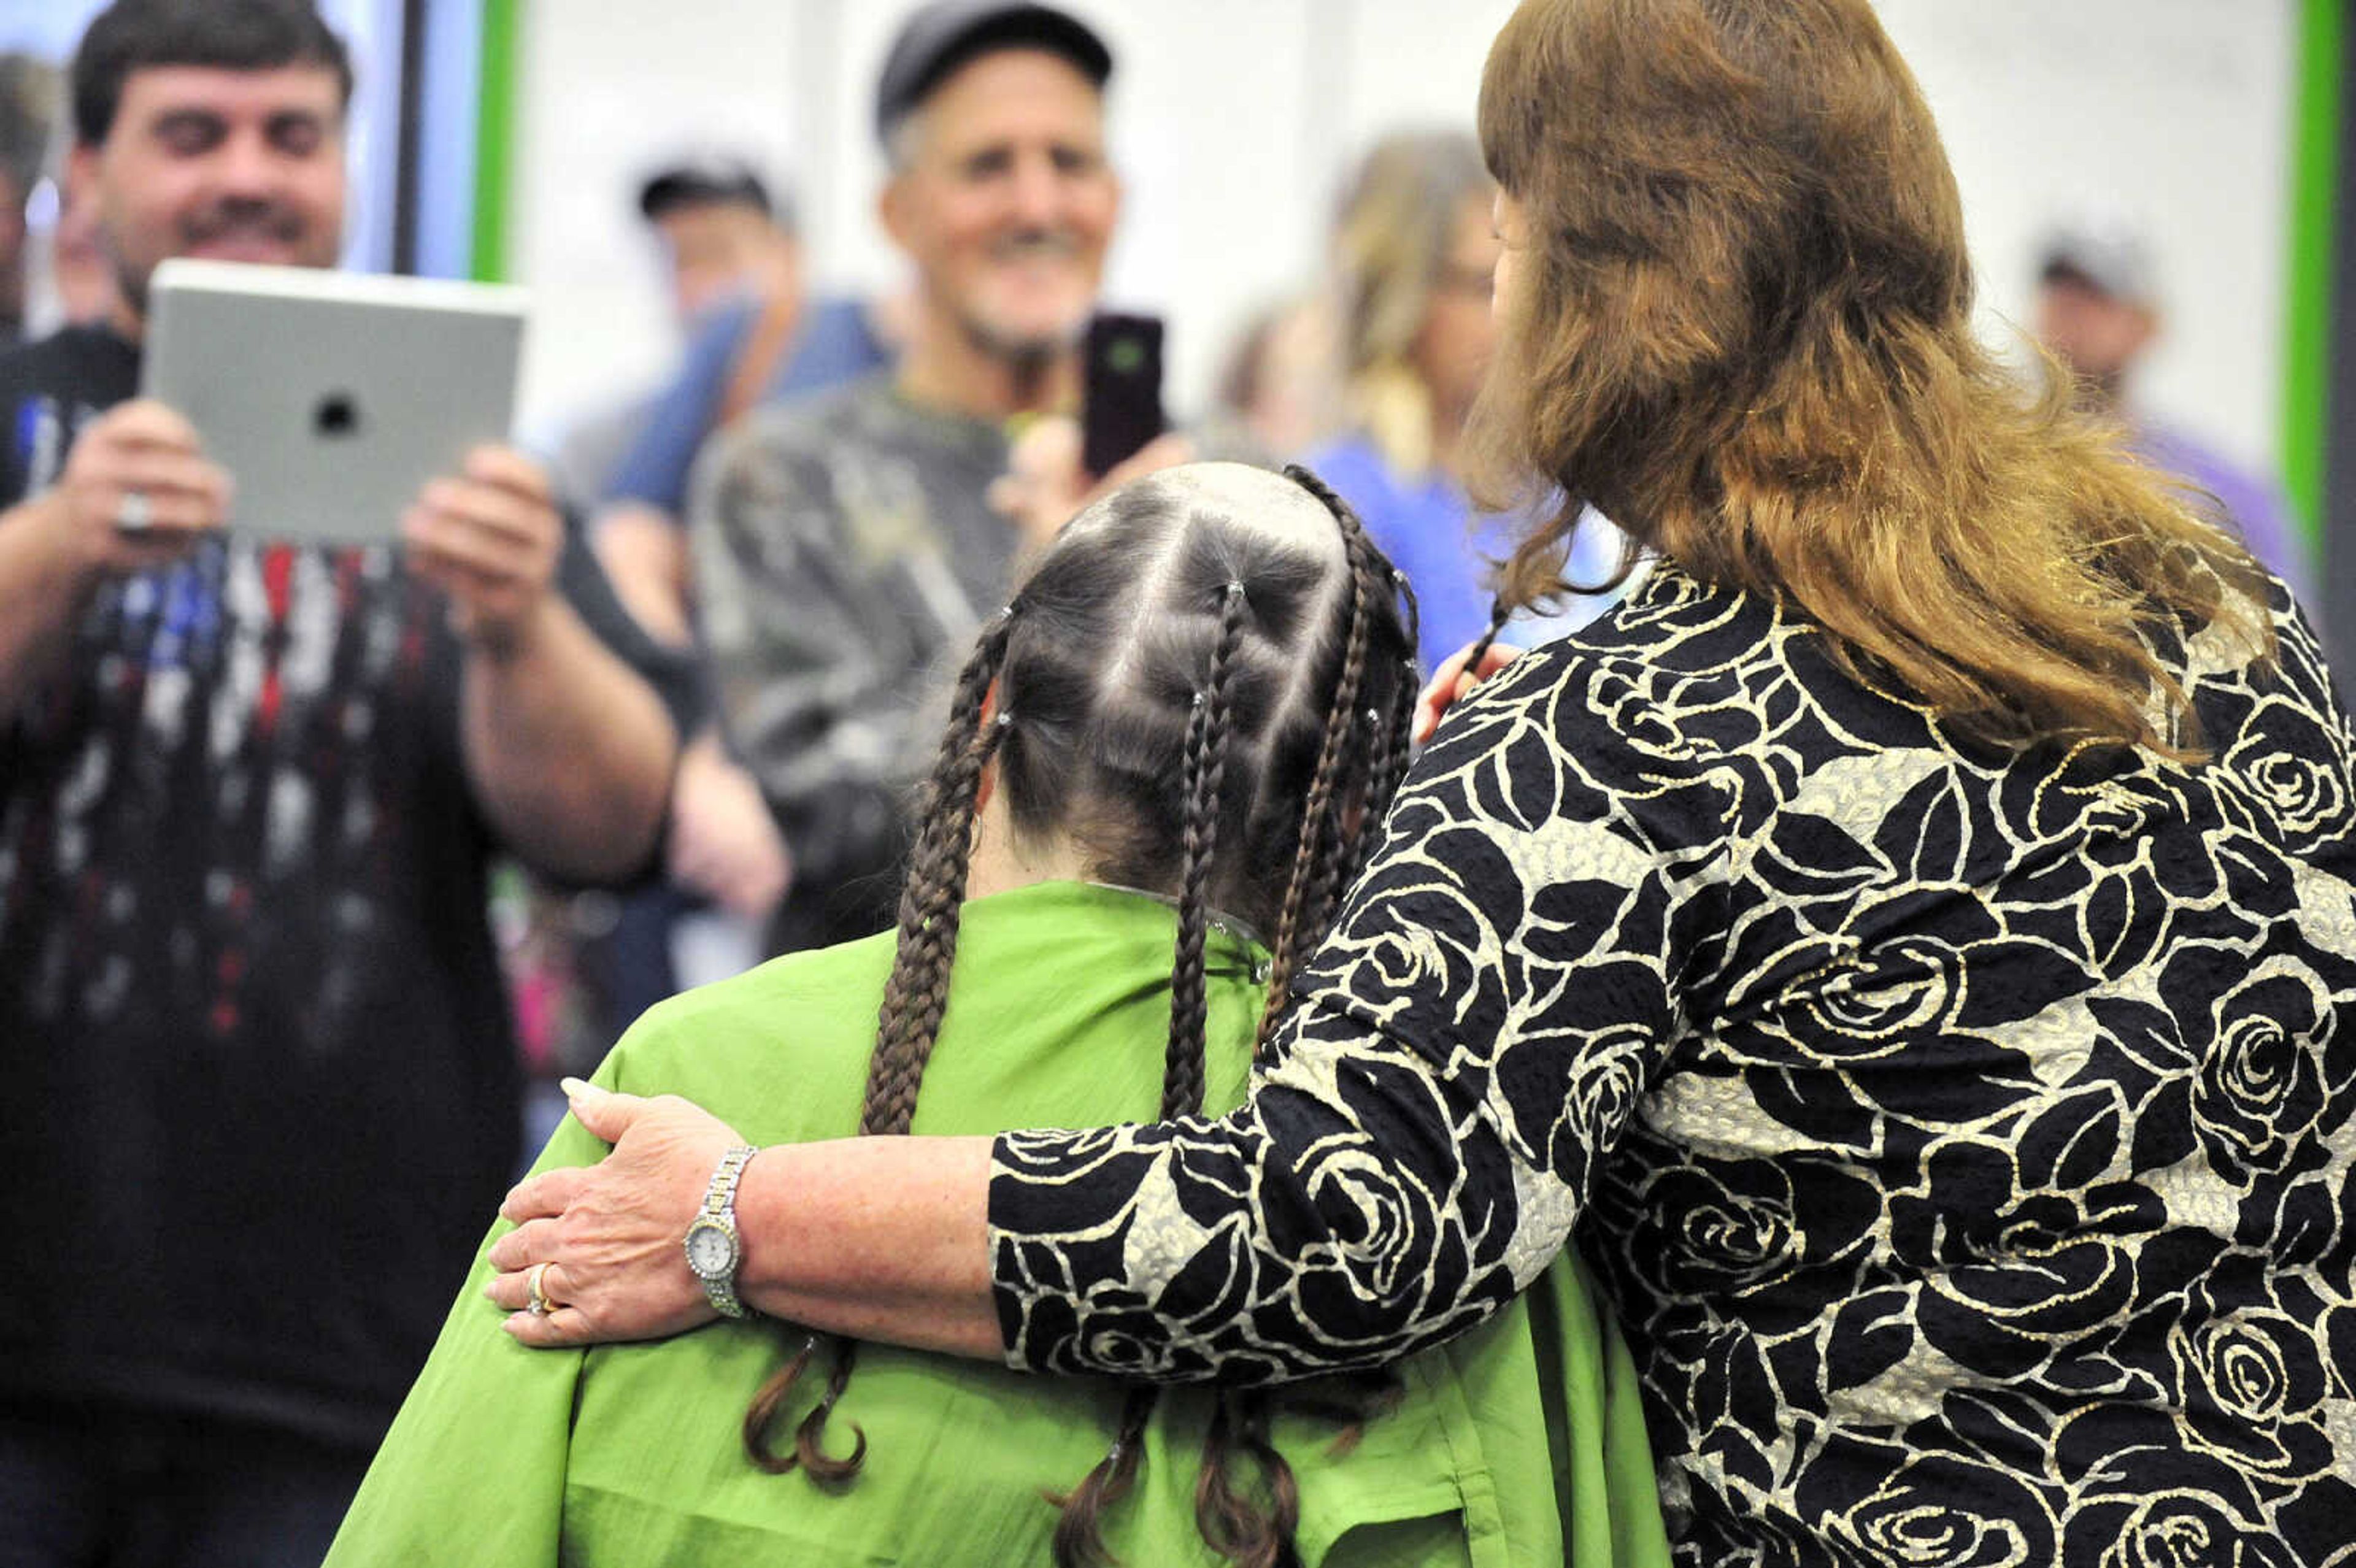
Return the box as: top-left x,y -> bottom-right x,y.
996,462 -> 1376,931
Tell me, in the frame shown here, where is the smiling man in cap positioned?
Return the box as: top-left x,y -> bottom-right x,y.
690,0 -> 1122,956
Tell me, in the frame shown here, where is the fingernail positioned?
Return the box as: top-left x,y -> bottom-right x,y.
560,1076 -> 591,1097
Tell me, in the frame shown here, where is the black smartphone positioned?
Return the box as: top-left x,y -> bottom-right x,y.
1080,312 -> 1166,481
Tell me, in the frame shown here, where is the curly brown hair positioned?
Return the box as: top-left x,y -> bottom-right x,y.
1471,0 -> 2274,756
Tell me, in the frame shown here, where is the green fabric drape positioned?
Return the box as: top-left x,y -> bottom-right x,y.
326,882 -> 1671,1566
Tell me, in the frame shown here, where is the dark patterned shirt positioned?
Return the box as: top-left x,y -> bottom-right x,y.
0,325 -> 692,1451
690,373 -> 1018,951
989,558 -> 2356,1565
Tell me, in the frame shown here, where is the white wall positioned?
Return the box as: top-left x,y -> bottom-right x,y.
508,0 -> 2298,484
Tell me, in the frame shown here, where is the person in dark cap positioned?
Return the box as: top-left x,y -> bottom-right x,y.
687,1 -> 1123,958
871,0 -> 1111,147
2033,216 -> 2309,602
546,155 -> 807,525
636,155 -> 791,326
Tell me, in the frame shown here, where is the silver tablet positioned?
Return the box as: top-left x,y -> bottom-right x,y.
141,259 -> 529,545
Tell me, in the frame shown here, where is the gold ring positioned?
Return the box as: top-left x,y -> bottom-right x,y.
526,1261 -> 555,1316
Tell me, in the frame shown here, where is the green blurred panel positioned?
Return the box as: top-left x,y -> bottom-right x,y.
2284,0 -> 2343,548
470,0 -> 520,284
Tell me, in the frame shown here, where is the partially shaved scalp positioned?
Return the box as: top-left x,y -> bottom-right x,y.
1088,460 -> 1352,559
998,461 -> 1388,929
1070,462 -> 1350,706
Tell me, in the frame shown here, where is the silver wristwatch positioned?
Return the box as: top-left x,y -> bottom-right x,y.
682,1144 -> 760,1319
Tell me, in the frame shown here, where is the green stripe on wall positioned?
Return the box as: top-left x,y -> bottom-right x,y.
2284,0 -> 2343,548
469,0 -> 521,283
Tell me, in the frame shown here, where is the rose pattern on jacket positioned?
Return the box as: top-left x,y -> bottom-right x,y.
990,559 -> 2356,1564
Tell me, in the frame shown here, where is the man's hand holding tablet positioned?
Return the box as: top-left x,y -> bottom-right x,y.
402,444 -> 565,659
31,399 -> 231,577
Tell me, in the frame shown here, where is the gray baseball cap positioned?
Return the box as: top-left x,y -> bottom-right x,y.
874,2 -> 1112,148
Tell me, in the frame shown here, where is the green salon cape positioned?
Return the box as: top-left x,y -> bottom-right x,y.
326,882 -> 1670,1567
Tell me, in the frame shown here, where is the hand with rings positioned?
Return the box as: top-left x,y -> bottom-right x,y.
483,1078 -> 741,1347
26,398 -> 230,578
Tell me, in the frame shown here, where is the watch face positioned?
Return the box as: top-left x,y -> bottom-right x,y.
685,1218 -> 736,1278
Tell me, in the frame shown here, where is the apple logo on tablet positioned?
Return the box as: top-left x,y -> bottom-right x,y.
314,391 -> 360,437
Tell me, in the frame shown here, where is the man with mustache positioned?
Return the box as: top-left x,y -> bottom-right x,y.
690,0 -> 1122,954
0,3 -> 683,1561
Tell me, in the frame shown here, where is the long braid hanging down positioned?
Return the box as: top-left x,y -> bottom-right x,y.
1050,1383 -> 1159,1568
1054,575 -> 1253,1568
1193,1388 -> 1309,1568
1165,579 -> 1250,1118
869,603 -> 1024,1122
1257,466 -> 1379,1051
1313,505 -> 1422,918
1278,464 -> 1420,905
1457,596 -> 1511,694
1176,466 -> 1419,1568
742,602 -> 1022,1483
1368,564 -> 1422,824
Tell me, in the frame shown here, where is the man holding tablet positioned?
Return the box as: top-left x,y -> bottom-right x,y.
0,2 -> 684,1562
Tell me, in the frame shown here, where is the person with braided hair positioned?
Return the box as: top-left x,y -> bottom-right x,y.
325,463 -> 1669,1567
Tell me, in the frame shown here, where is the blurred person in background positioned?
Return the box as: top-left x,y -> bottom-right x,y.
545,157 -> 836,1056
591,157 -> 896,982
1307,129 -> 1626,675
0,2 -> 687,1561
587,154 -> 893,635
0,53 -> 57,345
1203,291 -> 1339,463
2033,217 -> 2309,603
41,134 -> 125,329
644,155 -> 797,325
692,0 -> 1125,957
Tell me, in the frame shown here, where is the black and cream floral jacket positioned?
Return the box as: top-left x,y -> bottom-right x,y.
990,557 -> 2356,1566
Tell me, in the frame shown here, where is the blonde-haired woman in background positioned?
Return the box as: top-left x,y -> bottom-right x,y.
1309,129 -> 1624,674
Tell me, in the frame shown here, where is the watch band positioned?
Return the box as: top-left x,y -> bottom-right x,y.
690,1143 -> 759,1318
